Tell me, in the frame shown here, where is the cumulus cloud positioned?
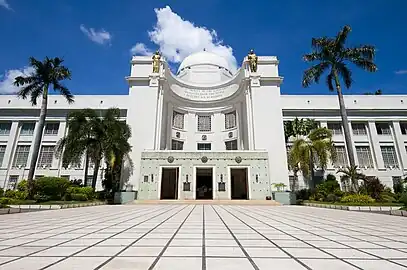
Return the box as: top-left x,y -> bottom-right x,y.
130,43 -> 153,56
0,66 -> 35,94
395,70 -> 407,75
0,0 -> 11,10
80,24 -> 112,45
131,6 -> 237,72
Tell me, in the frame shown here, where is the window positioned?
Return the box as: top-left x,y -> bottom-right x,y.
352,123 -> 366,135
400,122 -> 407,135
327,123 -> 342,135
13,145 -> 30,168
376,123 -> 391,135
21,122 -> 35,136
44,123 -> 59,135
197,115 -> 211,132
172,111 -> 184,129
171,140 -> 184,150
86,175 -> 93,186
8,175 -> 18,190
37,145 -> 55,168
225,111 -> 236,129
381,146 -> 399,167
333,146 -> 348,167
225,140 -> 238,150
197,143 -> 211,150
0,145 -> 6,166
0,122 -> 11,136
356,146 -> 374,168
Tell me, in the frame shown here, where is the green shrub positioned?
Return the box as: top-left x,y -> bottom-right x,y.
399,193 -> 407,206
393,181 -> 404,194
0,197 -> 16,207
0,188 -> 4,197
340,194 -> 375,204
4,190 -> 16,198
95,191 -> 108,200
34,177 -> 71,200
326,193 -> 338,202
17,180 -> 28,192
34,194 -> 51,203
65,187 -> 94,201
381,194 -> 396,203
295,189 -> 312,200
363,176 -> 384,201
71,193 -> 88,201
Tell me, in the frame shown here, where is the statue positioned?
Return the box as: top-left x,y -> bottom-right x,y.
152,51 -> 161,73
247,49 -> 258,73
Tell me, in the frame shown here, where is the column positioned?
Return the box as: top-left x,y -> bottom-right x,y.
391,121 -> 407,170
367,121 -> 384,169
245,87 -> 255,150
154,85 -> 164,150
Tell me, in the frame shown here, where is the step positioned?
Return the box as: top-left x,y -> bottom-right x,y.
132,200 -> 281,205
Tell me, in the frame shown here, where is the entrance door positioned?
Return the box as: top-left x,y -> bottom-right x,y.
196,168 -> 213,199
231,168 -> 248,199
160,168 -> 179,199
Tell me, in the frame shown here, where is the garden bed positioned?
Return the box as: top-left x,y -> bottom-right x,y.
304,201 -> 403,212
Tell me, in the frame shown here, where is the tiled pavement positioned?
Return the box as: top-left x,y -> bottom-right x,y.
0,205 -> 407,269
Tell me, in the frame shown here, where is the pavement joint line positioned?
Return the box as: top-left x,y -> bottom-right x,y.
0,205 -> 173,268
93,205 -> 191,270
0,206 -> 154,248
228,205 -> 364,270
202,204 -> 206,270
258,207 -> 407,253
211,205 -> 259,270
237,206 -> 407,269
41,205 -> 182,270
146,205 -> 196,270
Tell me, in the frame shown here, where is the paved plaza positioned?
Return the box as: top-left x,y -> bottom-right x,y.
0,205 -> 407,269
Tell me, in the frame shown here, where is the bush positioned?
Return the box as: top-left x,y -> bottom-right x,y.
17,180 -> 28,192
65,187 -> 94,201
0,197 -> 16,207
0,188 -> 4,197
4,190 -> 16,198
340,194 -> 375,204
326,174 -> 337,182
381,194 -> 396,203
326,193 -> 338,202
71,193 -> 88,201
362,176 -> 384,201
399,193 -> 407,206
295,189 -> 312,201
95,191 -> 108,200
34,194 -> 51,203
393,181 -> 404,194
34,177 -> 71,200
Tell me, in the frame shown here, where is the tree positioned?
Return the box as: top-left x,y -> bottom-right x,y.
55,109 -> 99,186
288,128 -> 336,188
336,165 -> 366,192
302,25 -> 377,172
13,57 -> 74,198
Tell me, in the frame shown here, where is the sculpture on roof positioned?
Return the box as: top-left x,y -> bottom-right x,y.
248,49 -> 258,73
152,51 -> 161,73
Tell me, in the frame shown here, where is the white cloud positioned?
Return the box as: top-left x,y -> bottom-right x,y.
131,6 -> 237,72
80,24 -> 112,45
0,66 -> 35,94
395,70 -> 407,75
0,0 -> 11,10
130,43 -> 153,56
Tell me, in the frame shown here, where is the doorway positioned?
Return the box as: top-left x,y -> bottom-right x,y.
231,168 -> 248,199
160,168 -> 179,199
196,168 -> 213,199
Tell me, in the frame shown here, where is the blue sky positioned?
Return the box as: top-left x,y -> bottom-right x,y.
0,0 -> 406,96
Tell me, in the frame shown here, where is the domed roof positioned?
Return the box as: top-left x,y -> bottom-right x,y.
178,51 -> 229,72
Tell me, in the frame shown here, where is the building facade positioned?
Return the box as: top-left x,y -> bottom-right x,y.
0,51 -> 406,201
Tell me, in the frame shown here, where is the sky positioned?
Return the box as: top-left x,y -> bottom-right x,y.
0,0 -> 406,96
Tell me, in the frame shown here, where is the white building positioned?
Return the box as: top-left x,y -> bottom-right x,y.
0,51 -> 406,203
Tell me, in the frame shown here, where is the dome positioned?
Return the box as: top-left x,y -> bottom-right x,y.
177,51 -> 229,73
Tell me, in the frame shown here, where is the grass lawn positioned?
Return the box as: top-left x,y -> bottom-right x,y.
305,200 -> 404,207
8,199 -> 103,205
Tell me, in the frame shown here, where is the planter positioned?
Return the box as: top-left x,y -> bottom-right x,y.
113,191 -> 137,204
272,191 -> 296,205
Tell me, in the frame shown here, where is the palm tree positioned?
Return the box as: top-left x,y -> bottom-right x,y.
288,128 -> 336,188
14,57 -> 74,198
302,25 -> 377,171
336,165 -> 366,192
55,109 -> 99,186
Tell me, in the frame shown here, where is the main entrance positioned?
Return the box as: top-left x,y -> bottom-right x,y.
231,168 -> 248,199
196,168 -> 213,199
160,168 -> 179,199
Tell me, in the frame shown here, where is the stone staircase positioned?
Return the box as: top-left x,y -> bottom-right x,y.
131,200 -> 281,205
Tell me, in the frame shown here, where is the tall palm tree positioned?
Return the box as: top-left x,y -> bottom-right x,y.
288,128 -> 336,188
302,25 -> 377,170
337,165 -> 366,192
55,109 -> 98,186
14,57 -> 74,198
